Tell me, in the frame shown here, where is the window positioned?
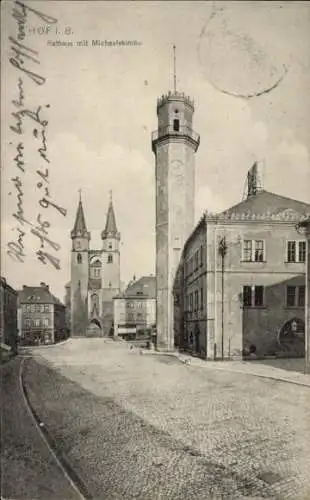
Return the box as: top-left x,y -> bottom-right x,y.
200,288 -> 204,310
173,119 -> 179,132
35,319 -> 40,327
108,243 -> 112,249
45,304 -> 50,312
299,286 -> 306,307
254,286 -> 264,306
108,254 -> 113,263
299,242 -> 306,262
243,286 -> 252,307
43,318 -> 49,327
195,251 -> 199,271
254,241 -> 264,262
243,240 -> 265,262
243,285 -> 265,307
287,241 -> 306,263
243,240 -> 252,262
77,253 -> 82,264
93,268 -> 101,278
194,290 -> 199,311
200,245 -> 204,267
286,285 -> 305,307
287,286 -> 296,307
40,304 -> 45,312
189,293 -> 193,312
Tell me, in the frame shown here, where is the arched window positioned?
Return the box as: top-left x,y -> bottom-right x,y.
108,254 -> 113,263
108,243 -> 112,249
173,119 -> 180,132
77,253 -> 82,264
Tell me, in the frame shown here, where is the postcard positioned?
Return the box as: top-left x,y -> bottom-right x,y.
1,1 -> 310,499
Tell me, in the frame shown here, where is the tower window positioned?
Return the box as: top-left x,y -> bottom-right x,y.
77,253 -> 82,264
108,254 -> 113,263
173,119 -> 180,132
108,243 -> 112,249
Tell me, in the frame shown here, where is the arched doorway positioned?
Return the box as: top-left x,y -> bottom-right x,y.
277,317 -> 305,357
86,318 -> 102,337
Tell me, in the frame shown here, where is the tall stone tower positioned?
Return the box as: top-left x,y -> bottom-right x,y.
101,192 -> 121,335
152,50 -> 200,351
70,193 -> 90,336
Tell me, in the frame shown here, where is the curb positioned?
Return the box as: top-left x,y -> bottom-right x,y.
19,338 -> 72,351
19,357 -> 90,500
141,349 -> 310,388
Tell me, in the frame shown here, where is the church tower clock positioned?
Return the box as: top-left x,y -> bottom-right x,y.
151,46 -> 200,351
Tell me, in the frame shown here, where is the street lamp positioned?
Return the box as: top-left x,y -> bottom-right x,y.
218,236 -> 227,360
297,218 -> 310,374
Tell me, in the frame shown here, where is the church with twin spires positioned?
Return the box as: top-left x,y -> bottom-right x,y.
68,192 -> 121,337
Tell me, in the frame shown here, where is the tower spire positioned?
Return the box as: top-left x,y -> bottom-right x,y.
101,193 -> 120,241
173,44 -> 177,93
71,190 -> 89,239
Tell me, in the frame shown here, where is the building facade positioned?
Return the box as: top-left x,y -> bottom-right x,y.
298,217 -> 310,371
114,276 -> 156,341
0,277 -> 18,350
18,283 -> 66,345
69,192 -> 121,337
152,90 -> 200,351
175,189 -> 310,360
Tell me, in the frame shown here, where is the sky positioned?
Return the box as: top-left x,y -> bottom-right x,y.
1,0 -> 310,301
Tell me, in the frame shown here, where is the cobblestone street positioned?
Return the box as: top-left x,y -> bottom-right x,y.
25,339 -> 310,499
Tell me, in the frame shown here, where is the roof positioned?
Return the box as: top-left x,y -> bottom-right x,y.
118,276 -> 156,299
18,285 -> 64,306
219,190 -> 310,218
71,197 -> 89,238
101,195 -> 120,240
0,277 -> 17,294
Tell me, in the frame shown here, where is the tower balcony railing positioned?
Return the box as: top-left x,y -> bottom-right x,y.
151,125 -> 200,146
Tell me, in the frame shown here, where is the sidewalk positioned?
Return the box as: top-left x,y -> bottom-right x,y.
141,348 -> 310,387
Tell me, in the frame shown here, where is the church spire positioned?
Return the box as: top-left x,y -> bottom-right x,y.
101,191 -> 120,240
71,190 -> 89,239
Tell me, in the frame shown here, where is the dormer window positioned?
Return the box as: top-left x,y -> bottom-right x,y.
173,119 -> 180,132
77,253 -> 82,264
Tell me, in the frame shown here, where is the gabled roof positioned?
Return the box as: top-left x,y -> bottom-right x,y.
18,285 -> 64,306
117,276 -> 156,299
71,197 -> 89,239
219,190 -> 310,218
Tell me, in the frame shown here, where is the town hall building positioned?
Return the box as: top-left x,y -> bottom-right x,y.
67,192 -> 121,337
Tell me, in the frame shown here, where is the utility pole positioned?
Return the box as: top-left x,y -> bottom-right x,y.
298,218 -> 310,374
218,236 -> 227,360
